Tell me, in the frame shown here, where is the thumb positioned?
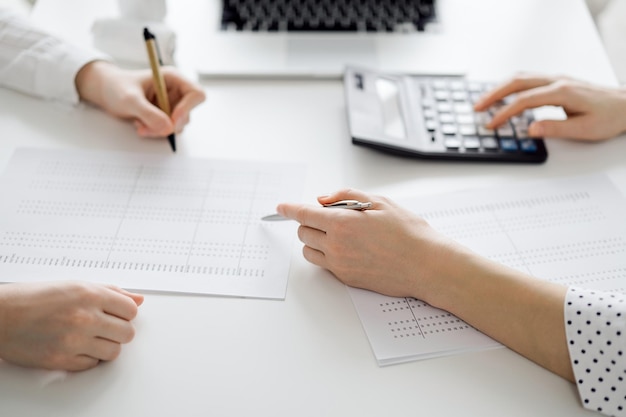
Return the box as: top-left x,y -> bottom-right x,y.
529,118 -> 593,140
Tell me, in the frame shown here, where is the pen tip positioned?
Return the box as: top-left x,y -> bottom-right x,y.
167,134 -> 176,152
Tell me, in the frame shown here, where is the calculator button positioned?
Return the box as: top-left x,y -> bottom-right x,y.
478,125 -> 495,136
423,108 -> 436,119
441,124 -> 457,135
456,114 -> 474,125
519,139 -> 538,153
499,138 -> 518,152
470,92 -> 483,103
454,103 -> 473,114
481,137 -> 499,150
459,124 -> 477,136
425,120 -> 437,132
467,82 -> 482,92
432,80 -> 448,89
437,102 -> 452,112
512,119 -> 530,138
452,91 -> 468,101
496,124 -> 514,137
421,98 -> 434,108
515,127 -> 529,139
444,137 -> 461,149
450,81 -> 465,91
463,136 -> 480,149
439,113 -> 454,124
475,112 -> 491,125
434,90 -> 450,101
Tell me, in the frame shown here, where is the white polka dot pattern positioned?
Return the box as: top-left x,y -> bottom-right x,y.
565,287 -> 626,416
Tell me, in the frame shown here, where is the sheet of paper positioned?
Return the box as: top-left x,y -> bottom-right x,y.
348,174 -> 626,365
0,148 -> 304,299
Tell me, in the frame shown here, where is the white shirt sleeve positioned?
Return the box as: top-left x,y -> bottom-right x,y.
565,286 -> 626,417
0,9 -> 108,104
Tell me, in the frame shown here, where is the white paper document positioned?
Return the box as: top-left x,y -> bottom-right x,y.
348,174 -> 626,365
0,148 -> 304,299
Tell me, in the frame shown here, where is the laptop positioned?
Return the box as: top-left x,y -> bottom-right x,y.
196,0 -> 459,79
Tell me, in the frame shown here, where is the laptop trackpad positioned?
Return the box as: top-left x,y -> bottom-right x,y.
287,38 -> 377,71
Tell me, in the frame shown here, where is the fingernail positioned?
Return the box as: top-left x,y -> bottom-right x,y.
529,123 -> 543,137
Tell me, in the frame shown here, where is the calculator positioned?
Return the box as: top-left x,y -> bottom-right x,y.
343,66 -> 548,163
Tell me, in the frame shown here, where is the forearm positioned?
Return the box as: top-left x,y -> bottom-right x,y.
74,60 -> 117,107
0,285 -> 8,356
424,245 -> 574,381
618,87 -> 626,134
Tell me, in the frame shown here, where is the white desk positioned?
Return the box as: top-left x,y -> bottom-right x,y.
0,1 -> 624,416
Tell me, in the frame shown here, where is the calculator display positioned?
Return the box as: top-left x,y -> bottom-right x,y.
375,77 -> 407,140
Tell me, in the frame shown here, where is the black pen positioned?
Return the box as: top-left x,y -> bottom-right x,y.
143,27 -> 176,152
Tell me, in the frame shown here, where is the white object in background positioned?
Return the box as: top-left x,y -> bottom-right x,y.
92,18 -> 176,66
597,0 -> 626,83
117,0 -> 167,21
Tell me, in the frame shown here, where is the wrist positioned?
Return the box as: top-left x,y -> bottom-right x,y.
421,243 -> 486,310
405,235 -> 481,309
74,60 -> 116,107
619,88 -> 626,134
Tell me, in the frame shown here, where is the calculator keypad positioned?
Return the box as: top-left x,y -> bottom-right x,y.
419,78 -> 541,155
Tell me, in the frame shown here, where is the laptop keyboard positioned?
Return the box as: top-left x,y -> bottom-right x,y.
220,0 -> 436,32
419,77 -> 540,155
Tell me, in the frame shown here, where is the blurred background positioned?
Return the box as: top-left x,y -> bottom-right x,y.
1,0 -> 625,83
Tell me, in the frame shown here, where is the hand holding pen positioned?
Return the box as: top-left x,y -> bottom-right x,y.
274,189 -> 457,300
75,49 -> 205,143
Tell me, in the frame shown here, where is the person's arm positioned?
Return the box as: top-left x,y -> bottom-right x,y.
0,9 -> 106,104
74,61 -> 206,138
0,281 -> 144,371
0,9 -> 205,138
277,189 -> 576,378
474,74 -> 626,141
279,189 -> 626,415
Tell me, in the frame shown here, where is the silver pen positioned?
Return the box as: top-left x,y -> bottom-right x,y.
261,200 -> 373,221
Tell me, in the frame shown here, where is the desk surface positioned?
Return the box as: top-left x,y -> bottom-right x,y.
1,1 -> 625,416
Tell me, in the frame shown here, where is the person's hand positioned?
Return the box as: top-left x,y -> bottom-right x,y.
0,281 -> 144,371
278,191 -> 576,381
473,73 -> 626,141
74,60 -> 206,138
276,189 -> 461,303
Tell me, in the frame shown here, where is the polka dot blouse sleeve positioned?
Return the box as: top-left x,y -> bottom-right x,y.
565,287 -> 626,417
